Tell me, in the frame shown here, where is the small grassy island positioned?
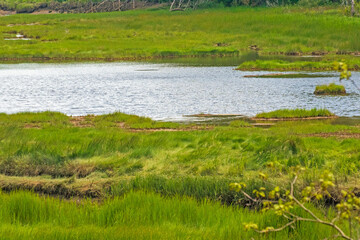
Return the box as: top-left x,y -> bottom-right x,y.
243,73 -> 334,78
253,108 -> 336,120
314,83 -> 347,95
237,60 -> 360,72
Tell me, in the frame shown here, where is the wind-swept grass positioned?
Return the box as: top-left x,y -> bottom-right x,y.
255,108 -> 335,119
0,111 -> 359,200
0,190 -> 350,240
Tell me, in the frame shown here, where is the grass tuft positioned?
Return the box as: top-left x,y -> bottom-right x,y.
314,83 -> 346,95
255,108 -> 335,119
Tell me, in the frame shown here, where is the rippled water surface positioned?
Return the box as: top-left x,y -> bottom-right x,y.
0,62 -> 359,120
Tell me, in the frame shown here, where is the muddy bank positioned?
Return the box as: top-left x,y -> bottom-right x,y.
0,52 -> 240,64
305,131 -> 360,139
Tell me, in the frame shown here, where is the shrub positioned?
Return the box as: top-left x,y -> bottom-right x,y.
15,3 -> 36,13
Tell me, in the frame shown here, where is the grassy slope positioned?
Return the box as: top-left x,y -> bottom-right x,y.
1,7 -> 360,60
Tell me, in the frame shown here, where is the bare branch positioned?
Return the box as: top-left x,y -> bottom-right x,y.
290,174 -> 298,196
241,190 -> 258,203
255,219 -> 296,233
290,189 -> 351,240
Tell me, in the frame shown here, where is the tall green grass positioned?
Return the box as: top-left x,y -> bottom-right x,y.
0,190 -> 349,240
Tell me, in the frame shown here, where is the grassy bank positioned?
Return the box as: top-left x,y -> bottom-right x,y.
1,7 -> 360,61
0,190 -> 348,240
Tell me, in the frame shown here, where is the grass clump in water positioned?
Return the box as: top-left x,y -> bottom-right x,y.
244,73 -> 335,78
237,60 -> 335,71
255,108 -> 335,119
314,83 -> 346,95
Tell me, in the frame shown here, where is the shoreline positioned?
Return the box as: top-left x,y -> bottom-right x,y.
1,54 -> 360,72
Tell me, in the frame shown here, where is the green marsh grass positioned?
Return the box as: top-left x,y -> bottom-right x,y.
0,112 -> 359,200
2,7 -> 360,60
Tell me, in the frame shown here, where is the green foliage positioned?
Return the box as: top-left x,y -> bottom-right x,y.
334,61 -> 352,80
231,167 -> 360,239
15,3 -> 36,13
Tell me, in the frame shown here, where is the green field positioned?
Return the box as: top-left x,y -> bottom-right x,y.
1,6 -> 360,62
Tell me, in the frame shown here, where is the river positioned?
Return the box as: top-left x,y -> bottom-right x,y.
0,62 -> 359,120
